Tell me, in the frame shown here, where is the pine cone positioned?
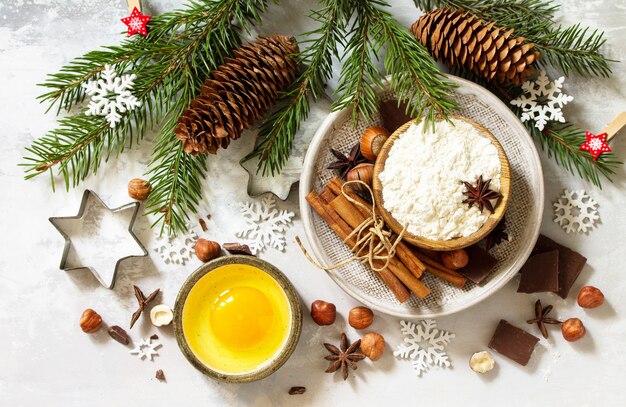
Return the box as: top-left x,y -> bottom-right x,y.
175,35 -> 299,155
410,8 -> 540,84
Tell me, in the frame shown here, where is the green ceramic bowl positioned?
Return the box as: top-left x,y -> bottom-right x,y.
173,255 -> 302,383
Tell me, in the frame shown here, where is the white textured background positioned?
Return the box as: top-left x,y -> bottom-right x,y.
1,0 -> 625,406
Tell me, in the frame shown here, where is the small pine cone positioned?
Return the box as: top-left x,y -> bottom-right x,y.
175,35 -> 299,155
410,8 -> 540,85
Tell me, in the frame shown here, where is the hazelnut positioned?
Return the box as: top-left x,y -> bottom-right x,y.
128,178 -> 152,201
310,300 -> 336,326
441,249 -> 469,270
195,239 -> 221,262
80,309 -> 102,334
469,351 -> 495,373
348,306 -> 374,329
361,332 -> 385,361
577,286 -> 604,309
562,318 -> 586,342
360,126 -> 390,161
346,163 -> 374,188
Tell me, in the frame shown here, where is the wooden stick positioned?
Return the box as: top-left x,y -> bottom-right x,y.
410,249 -> 467,288
328,194 -> 430,299
127,0 -> 142,12
602,111 -> 626,142
327,177 -> 426,277
419,248 -> 441,262
306,191 -> 411,303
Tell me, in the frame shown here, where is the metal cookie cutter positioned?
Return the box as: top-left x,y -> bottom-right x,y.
49,190 -> 148,289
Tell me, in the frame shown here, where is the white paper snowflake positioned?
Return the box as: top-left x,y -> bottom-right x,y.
393,320 -> 455,377
553,189 -> 599,234
82,64 -> 141,128
130,337 -> 161,361
154,226 -> 199,265
236,195 -> 294,254
510,70 -> 573,131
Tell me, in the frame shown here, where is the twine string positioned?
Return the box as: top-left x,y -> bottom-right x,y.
297,180 -> 407,273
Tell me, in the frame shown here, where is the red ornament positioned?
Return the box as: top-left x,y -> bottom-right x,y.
579,131 -> 611,161
121,7 -> 151,37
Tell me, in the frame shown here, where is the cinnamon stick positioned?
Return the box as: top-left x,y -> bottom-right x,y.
411,249 -> 467,288
328,194 -> 430,299
327,177 -> 426,277
306,191 -> 411,303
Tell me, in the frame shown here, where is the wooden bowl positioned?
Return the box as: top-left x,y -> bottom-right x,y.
372,115 -> 511,251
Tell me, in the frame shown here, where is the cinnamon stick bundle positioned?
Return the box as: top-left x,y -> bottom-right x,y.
326,178 -> 426,278
306,190 -> 411,303
318,187 -> 431,298
327,193 -> 430,298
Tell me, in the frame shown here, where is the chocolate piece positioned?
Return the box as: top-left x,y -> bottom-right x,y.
460,245 -> 498,284
155,369 -> 166,381
223,242 -> 253,256
488,320 -> 539,366
532,235 -> 587,298
517,250 -> 559,293
379,99 -> 413,133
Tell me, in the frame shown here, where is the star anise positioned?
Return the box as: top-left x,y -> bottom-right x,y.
484,215 -> 509,251
526,299 -> 561,339
327,144 -> 369,179
461,175 -> 502,213
130,285 -> 160,329
324,333 -> 366,380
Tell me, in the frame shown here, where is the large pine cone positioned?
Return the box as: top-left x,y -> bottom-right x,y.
175,35 -> 299,155
411,8 -> 540,84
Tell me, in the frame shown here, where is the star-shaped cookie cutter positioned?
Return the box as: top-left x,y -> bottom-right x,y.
49,190 -> 148,289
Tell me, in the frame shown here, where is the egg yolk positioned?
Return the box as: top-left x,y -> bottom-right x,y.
210,286 -> 275,350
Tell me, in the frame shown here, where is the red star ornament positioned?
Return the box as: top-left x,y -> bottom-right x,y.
121,7 -> 151,37
579,131 -> 611,161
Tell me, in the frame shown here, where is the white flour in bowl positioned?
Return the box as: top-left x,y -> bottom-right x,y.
378,118 -> 501,240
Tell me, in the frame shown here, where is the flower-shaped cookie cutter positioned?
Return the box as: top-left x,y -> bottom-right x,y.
49,190 -> 148,289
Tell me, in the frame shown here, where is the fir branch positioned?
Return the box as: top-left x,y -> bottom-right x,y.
336,0 -> 457,123
528,121 -> 621,188
536,24 -> 611,77
23,0 -> 273,235
249,0 -> 457,175
144,107 -> 208,235
333,0 -> 385,121
38,2 -> 222,113
246,0 -> 348,175
454,68 -> 621,188
144,0 -> 274,235
376,5 -> 458,121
